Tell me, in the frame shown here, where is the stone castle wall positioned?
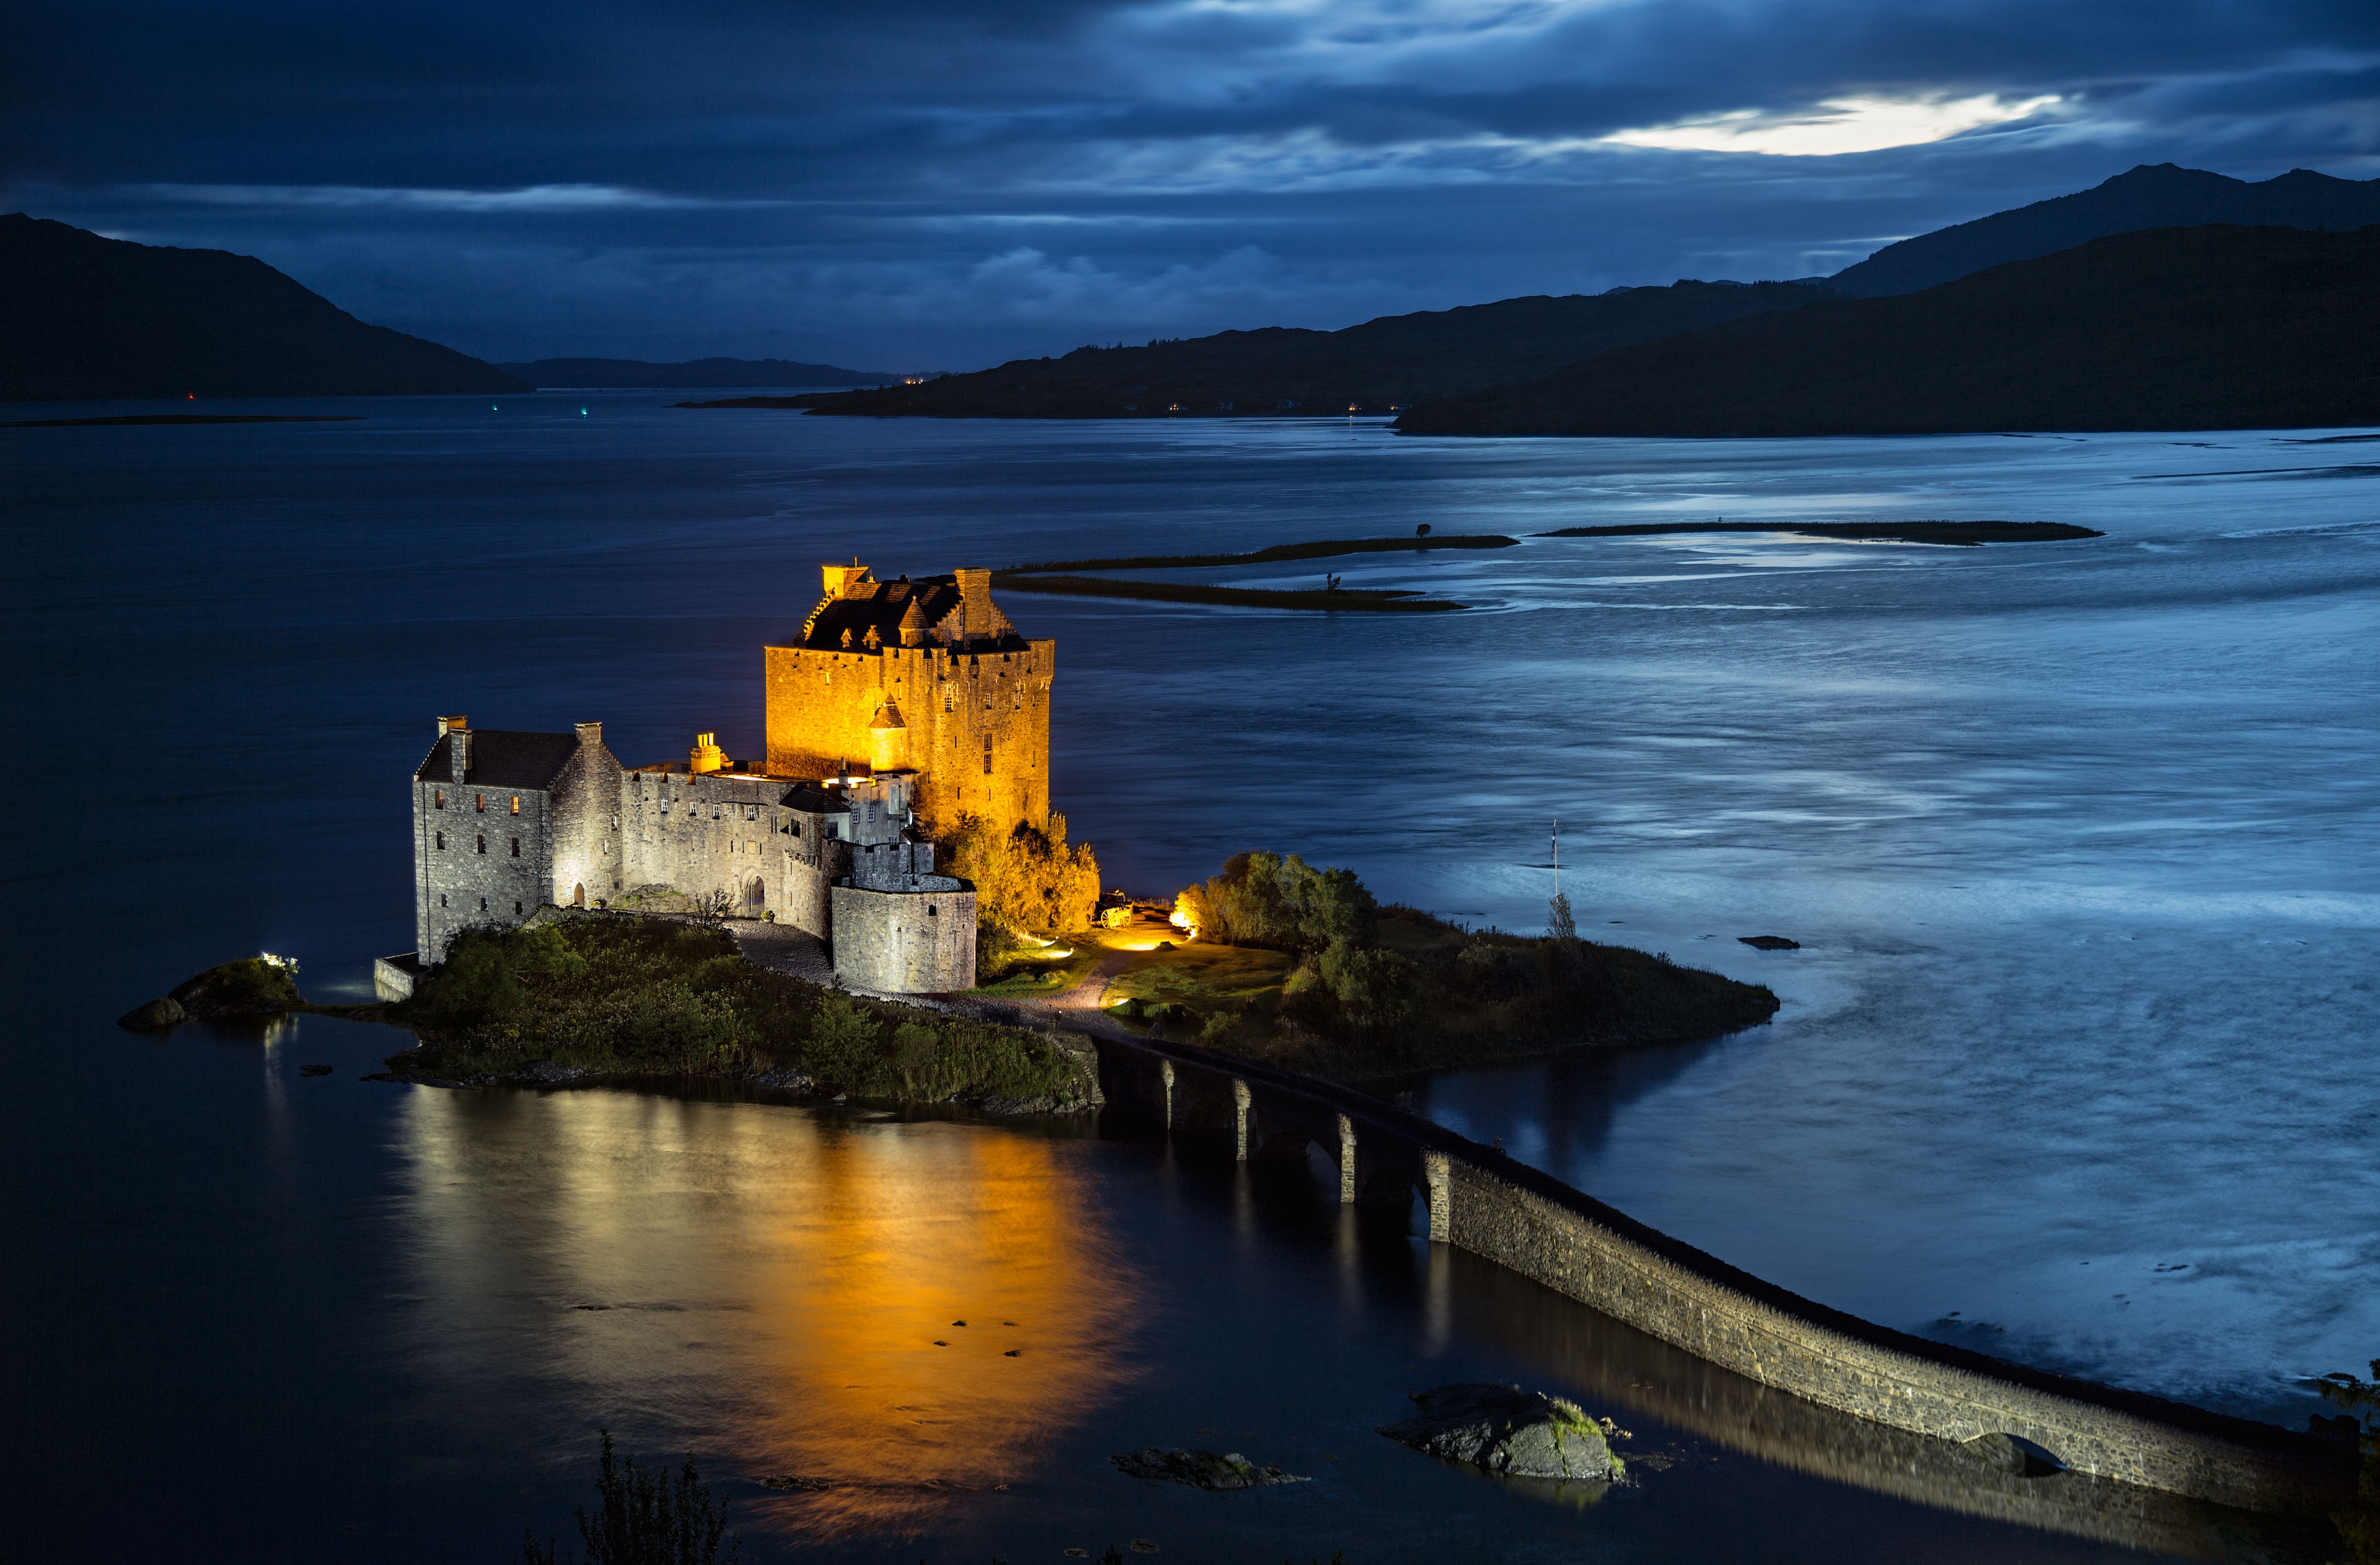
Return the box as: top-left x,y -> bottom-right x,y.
548,724 -> 623,910
830,882 -> 978,992
618,768 -> 843,934
762,641 -> 1053,834
414,776 -> 555,960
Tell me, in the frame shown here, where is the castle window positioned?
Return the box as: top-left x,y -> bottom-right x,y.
440,893 -> 447,908
510,796 -> 520,815
479,897 -> 488,911
927,904 -> 938,917
866,801 -> 878,824
514,901 -> 523,915
476,794 -> 485,812
983,734 -> 994,774
476,834 -> 486,854
610,814 -> 618,831
435,831 -> 445,850
944,692 -> 953,712
509,837 -> 520,858
433,789 -> 445,810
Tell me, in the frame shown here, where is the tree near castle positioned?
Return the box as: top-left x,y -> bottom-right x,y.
945,811 -> 1100,941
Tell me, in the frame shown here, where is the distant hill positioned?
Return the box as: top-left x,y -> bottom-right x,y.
1829,164 -> 2380,297
500,356 -> 905,388
1395,225 -> 2380,437
0,214 -> 526,401
789,281 -> 1836,419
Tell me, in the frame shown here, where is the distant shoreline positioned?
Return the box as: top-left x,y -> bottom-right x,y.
1,413 -> 363,429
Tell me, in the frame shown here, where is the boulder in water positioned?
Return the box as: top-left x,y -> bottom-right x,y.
1378,1384 -> 1623,1482
117,997 -> 187,1031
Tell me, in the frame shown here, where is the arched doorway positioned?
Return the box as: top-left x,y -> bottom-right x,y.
572,883 -> 585,907
746,877 -> 766,915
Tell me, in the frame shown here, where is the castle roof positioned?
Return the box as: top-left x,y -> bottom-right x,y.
796,573 -> 1027,653
414,729 -> 581,789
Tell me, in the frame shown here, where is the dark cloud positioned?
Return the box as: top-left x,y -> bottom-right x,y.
6,1 -> 2375,367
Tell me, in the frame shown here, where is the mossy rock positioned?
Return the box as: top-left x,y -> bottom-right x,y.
168,958 -> 302,1019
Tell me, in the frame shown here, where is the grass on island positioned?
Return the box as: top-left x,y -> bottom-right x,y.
993,574 -> 1465,612
1537,520 -> 2102,546
1086,855 -> 1778,1081
387,913 -> 1097,1109
969,939 -> 1100,998
1002,534 -> 1518,573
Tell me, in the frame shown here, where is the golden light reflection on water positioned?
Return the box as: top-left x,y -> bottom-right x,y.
399,1091 -> 1139,1538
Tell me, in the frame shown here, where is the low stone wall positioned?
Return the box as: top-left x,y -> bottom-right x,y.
1084,1030 -> 2355,1517
1435,1157 -> 2344,1514
372,954 -> 420,1003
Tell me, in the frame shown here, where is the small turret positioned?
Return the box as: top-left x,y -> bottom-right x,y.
869,700 -> 910,773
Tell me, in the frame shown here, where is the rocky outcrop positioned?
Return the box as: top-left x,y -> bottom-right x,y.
121,957 -> 302,1029
117,997 -> 188,1031
1378,1384 -> 1625,1482
1110,1449 -> 1308,1490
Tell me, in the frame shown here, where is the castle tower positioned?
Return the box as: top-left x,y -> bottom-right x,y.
762,562 -> 1052,835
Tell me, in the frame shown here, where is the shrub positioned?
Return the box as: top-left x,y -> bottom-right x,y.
522,1429 -> 738,1565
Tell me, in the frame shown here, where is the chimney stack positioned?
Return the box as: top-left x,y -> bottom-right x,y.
437,714 -> 467,736
448,721 -> 473,783
575,721 -> 603,748
954,567 -> 990,638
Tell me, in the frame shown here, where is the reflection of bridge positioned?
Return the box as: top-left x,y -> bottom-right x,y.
1086,1028 -> 2352,1521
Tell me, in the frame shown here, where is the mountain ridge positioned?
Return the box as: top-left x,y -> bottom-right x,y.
1830,163 -> 2380,297
0,214 -> 526,402
1392,224 -> 2380,437
784,280 -> 1836,420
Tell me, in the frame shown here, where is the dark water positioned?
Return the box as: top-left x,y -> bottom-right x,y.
5,393 -> 2375,1562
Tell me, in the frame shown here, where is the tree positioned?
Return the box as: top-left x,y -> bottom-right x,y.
945,812 -> 1100,936
1547,892 -> 1578,943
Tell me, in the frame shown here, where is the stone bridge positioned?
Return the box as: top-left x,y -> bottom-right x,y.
1088,1028 -> 2355,1520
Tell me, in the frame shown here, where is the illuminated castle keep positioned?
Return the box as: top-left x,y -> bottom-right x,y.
765,565 -> 1053,835
404,563 -> 1049,995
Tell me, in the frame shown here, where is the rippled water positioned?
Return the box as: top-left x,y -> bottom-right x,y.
4,395 -> 2374,1560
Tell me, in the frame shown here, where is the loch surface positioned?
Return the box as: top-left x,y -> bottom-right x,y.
4,395 -> 2375,1561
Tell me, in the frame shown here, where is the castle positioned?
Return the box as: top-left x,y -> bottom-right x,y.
403,564 -> 1053,994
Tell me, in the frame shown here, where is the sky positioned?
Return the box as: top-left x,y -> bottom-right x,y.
7,1 -> 2378,371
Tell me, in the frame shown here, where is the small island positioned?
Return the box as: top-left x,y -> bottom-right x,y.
120,555 -> 1775,1110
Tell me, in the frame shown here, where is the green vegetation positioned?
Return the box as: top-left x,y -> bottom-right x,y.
1537,520 -> 2102,546
994,575 -> 1463,612
522,1430 -> 738,1565
1002,534 -> 1516,573
1143,855 -> 1778,1078
971,940 -> 1099,998
393,916 -> 1096,1108
2321,1362 -> 2380,1562
182,955 -> 304,1013
945,812 -> 1101,942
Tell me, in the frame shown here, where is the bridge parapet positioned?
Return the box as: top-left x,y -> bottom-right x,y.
1082,1029 -> 2353,1515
